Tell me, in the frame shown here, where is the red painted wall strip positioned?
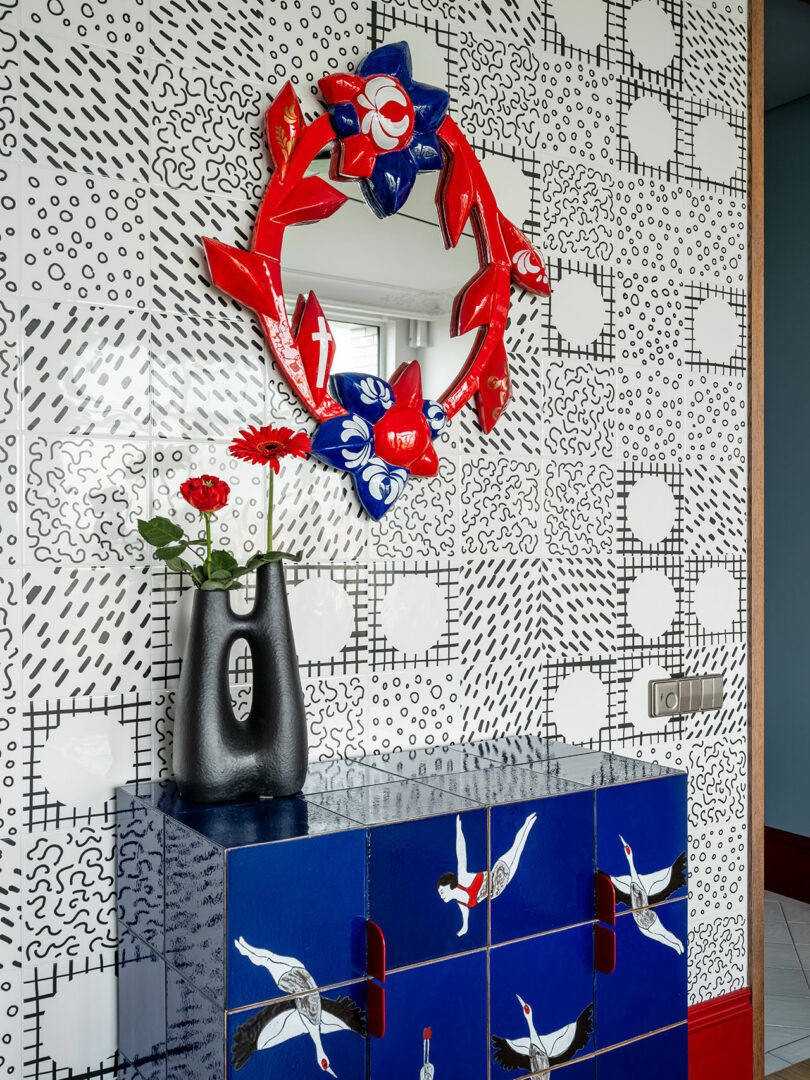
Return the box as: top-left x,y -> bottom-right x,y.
688,988 -> 752,1079
765,826 -> 810,904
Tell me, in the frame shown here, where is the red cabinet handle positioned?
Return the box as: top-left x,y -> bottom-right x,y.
367,980 -> 385,1039
595,871 -> 616,926
595,923 -> 616,975
366,920 -> 386,983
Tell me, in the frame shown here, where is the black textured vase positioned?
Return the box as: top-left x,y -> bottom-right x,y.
173,560 -> 308,803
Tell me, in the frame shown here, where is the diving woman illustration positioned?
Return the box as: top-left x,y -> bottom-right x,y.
436,812 -> 537,936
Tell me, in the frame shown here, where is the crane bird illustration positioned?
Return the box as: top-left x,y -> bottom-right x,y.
437,812 -> 537,936
420,1027 -> 434,1080
492,996 -> 593,1073
230,937 -> 365,1075
602,835 -> 687,955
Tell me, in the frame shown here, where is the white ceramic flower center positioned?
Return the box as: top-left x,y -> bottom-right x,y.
357,75 -> 414,151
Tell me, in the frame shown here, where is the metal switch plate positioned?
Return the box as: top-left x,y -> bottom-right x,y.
649,675 -> 724,718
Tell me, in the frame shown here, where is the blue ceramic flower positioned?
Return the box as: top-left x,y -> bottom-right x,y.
310,364 -> 447,520
318,41 -> 451,218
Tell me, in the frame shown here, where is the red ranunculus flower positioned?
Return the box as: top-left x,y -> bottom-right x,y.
228,425 -> 312,474
180,474 -> 230,513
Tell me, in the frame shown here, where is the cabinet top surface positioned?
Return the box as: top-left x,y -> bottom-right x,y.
117,737 -> 683,849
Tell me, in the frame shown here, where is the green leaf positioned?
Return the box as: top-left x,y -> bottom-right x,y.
155,543 -> 187,560
209,569 -> 233,582
209,549 -> 239,574
246,550 -> 304,569
190,566 -> 206,587
166,557 -> 193,573
201,578 -> 237,591
138,516 -> 184,547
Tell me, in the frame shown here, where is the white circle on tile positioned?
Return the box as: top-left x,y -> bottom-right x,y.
551,672 -> 608,742
693,294 -> 739,365
626,475 -> 677,545
41,966 -> 117,1070
626,96 -> 676,168
627,569 -> 677,639
380,576 -> 444,653
626,0 -> 677,70
693,566 -> 738,632
628,662 -> 670,733
381,27 -> 447,89
693,114 -> 739,182
551,273 -> 607,346
39,712 -> 133,811
289,578 -> 354,662
482,156 -> 532,230
548,0 -> 607,52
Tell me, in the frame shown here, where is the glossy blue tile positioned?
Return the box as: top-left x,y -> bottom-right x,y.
550,1058 -> 595,1078
117,789 -> 164,952
370,951 -> 488,1080
172,796 -> 359,847
550,753 -> 679,790
424,764 -> 584,806
596,1022 -> 687,1079
595,901 -> 687,1048
358,745 -> 481,780
118,929 -> 166,1080
490,789 -> 595,944
490,925 -> 595,1077
164,818 -> 226,1004
369,808 -> 488,970
226,829 -> 367,1010
166,966 -> 225,1080
596,773 -> 688,913
313,778 -> 481,824
462,736 -> 594,767
226,980 -> 367,1079
301,757 -> 393,794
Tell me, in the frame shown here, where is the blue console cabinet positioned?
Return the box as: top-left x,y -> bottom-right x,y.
117,738 -> 688,1079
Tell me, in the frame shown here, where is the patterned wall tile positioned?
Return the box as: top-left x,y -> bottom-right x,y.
617,464 -> 683,557
689,818 -> 747,924
547,257 -> 614,362
543,656 -> 615,748
286,562 -> 368,677
541,557 -> 616,659
363,666 -> 464,755
460,557 -> 543,669
683,1 -> 747,110
684,555 -> 746,645
543,460 -> 613,557
23,954 -> 119,1078
612,0 -> 684,88
0,574 -> 21,833
616,363 -> 683,462
684,281 -> 747,374
618,554 -> 683,653
683,463 -> 746,555
0,24 -> 18,161
22,169 -> 148,308
688,732 -> 748,828
23,823 -> 116,962
616,78 -> 686,180
25,437 -> 147,564
150,0 -> 263,82
683,640 -> 747,739
0,432 -> 19,566
614,175 -> 686,275
681,97 -> 746,194
543,356 -> 615,458
22,693 -> 151,832
151,62 -> 267,201
461,660 -> 547,742
275,457 -> 369,563
680,187 -> 747,288
22,303 -> 150,436
688,914 -> 746,1006
615,274 -> 683,368
150,184 -> 256,316
370,453 -> 457,560
22,567 -> 150,699
304,675 -> 366,760
684,372 -> 747,463
0,831 -> 22,1078
22,0 -> 145,53
19,33 -> 148,182
0,296 -> 18,428
614,644 -> 684,746
461,457 -> 542,557
149,311 -> 264,440
527,161 -> 614,263
368,561 -> 458,670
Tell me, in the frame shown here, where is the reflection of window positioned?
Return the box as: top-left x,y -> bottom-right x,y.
330,320 -> 380,377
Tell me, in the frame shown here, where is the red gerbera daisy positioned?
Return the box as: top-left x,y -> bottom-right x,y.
228,425 -> 311,473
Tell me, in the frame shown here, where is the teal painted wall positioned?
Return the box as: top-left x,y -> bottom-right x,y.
765,94 -> 810,838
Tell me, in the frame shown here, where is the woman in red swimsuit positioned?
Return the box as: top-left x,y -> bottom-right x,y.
436,812 -> 537,936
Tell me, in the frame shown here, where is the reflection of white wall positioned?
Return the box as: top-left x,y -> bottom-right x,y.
419,323 -> 472,401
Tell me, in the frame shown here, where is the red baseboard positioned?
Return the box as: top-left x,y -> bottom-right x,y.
688,987 -> 752,1079
765,825 -> 810,903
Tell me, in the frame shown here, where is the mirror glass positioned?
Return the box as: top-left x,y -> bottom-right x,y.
282,159 -> 480,401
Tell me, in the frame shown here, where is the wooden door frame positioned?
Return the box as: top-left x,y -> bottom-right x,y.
749,0 -> 764,1076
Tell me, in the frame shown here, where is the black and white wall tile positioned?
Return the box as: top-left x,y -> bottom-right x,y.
0,0 -> 750,1072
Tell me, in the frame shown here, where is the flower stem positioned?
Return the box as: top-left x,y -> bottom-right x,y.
267,469 -> 274,554
204,513 -> 212,578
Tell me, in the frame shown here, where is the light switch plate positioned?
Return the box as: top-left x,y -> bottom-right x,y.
648,675 -> 724,718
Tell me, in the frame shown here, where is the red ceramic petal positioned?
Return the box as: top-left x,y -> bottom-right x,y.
336,133 -> 378,179
318,73 -> 365,104
390,360 -> 424,408
408,441 -> 440,477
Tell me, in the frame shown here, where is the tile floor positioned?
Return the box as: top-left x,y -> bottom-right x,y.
765,891 -> 810,1074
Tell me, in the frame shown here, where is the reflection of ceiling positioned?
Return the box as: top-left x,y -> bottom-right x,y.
766,0 -> 810,111
284,169 -> 479,316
